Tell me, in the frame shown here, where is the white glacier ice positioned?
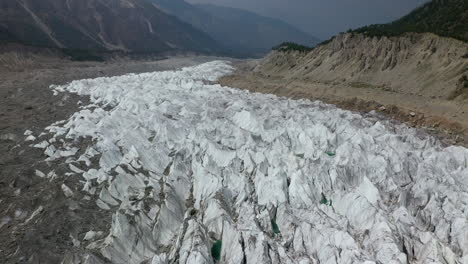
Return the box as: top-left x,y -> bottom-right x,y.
38,61 -> 467,263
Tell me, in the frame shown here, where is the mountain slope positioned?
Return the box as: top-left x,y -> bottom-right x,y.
152,0 -> 319,56
354,0 -> 468,42
0,0 -> 222,54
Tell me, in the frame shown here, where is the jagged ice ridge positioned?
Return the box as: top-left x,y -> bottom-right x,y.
37,61 -> 468,263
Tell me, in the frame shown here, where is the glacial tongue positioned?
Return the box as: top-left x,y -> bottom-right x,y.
39,61 -> 468,263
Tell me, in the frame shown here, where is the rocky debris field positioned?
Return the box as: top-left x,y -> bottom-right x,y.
4,61 -> 467,263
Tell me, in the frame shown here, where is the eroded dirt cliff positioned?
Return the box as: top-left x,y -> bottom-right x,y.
259,33 -> 467,99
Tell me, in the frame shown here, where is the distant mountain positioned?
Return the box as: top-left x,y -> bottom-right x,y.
354,0 -> 468,42
0,0 -> 222,54
152,0 -> 320,56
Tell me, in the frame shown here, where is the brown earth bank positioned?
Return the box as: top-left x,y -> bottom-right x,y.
0,54 -> 227,263
219,33 -> 468,147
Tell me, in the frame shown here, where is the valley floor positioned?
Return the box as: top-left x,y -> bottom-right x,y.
0,58 -> 467,264
220,60 -> 468,147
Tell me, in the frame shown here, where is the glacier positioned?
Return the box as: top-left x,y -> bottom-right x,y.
34,61 -> 467,263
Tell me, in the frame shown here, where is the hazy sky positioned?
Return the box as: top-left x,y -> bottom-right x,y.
187,0 -> 429,39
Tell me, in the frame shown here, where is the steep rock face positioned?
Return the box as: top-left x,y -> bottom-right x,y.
151,0 -> 319,56
0,0 -> 221,53
257,33 -> 468,100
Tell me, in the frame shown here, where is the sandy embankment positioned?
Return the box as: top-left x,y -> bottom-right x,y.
220,33 -> 468,146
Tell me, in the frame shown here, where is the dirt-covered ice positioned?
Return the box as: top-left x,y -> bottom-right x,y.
33,61 -> 467,263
